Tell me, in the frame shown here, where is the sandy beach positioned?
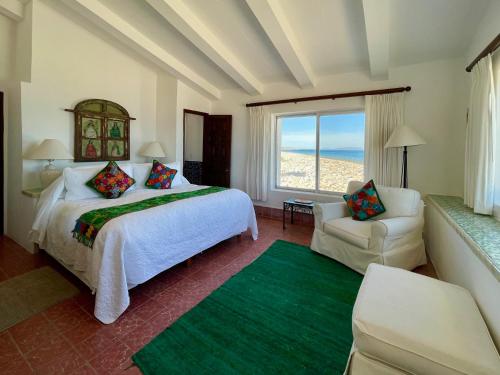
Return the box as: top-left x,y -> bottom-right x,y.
279,151 -> 364,193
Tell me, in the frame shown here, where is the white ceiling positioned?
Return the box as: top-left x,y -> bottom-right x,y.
184,0 -> 291,83
68,0 -> 491,97
279,0 -> 369,76
389,0 -> 489,67
100,0 -> 239,89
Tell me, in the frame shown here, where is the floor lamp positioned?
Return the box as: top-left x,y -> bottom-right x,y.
384,126 -> 426,188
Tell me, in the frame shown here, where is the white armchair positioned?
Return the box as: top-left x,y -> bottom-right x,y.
310,181 -> 427,274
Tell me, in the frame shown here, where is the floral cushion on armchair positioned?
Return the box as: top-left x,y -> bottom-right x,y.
86,161 -> 135,199
343,179 -> 386,221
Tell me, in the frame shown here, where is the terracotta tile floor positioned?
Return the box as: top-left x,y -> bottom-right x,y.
0,217 -> 436,374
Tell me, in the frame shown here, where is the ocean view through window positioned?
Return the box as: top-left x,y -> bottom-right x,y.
277,112 -> 365,193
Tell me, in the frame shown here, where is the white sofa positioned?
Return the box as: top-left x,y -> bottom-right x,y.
346,264 -> 500,374
310,181 -> 427,274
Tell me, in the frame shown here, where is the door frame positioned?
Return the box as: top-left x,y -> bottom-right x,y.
182,108 -> 209,163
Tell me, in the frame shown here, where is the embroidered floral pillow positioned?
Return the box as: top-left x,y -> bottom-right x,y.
343,179 -> 386,221
86,161 -> 135,199
145,160 -> 177,189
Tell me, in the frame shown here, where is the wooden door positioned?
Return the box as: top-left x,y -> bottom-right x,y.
202,115 -> 232,188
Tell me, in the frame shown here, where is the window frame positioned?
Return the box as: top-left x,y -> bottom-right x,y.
275,109 -> 365,195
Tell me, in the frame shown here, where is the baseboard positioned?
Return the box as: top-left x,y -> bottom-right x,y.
253,204 -> 314,227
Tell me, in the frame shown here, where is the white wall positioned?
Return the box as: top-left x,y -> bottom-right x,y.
14,1 -> 31,83
6,0 -> 181,250
5,80 -> 31,249
466,1 -> 500,65
425,202 -> 500,348
464,0 -> 500,217
175,81 -> 211,167
421,9 -> 500,348
2,0 -> 488,249
155,73 -> 177,163
0,13 -> 15,81
0,11 -> 16,234
3,1 -> 33,244
212,58 -> 467,208
21,0 -> 158,187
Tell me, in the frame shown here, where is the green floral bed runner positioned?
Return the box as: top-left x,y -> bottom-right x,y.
72,186 -> 225,248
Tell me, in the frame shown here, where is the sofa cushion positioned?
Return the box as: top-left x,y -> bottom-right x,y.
347,181 -> 421,219
133,162 -> 184,189
343,180 -> 386,221
323,217 -> 373,249
353,264 -> 500,375
64,163 -> 134,201
377,186 -> 421,219
145,160 -> 178,189
86,161 -> 135,199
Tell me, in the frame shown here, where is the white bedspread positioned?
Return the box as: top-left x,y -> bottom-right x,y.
31,178 -> 258,323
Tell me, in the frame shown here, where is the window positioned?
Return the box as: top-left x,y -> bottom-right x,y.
276,112 -> 365,193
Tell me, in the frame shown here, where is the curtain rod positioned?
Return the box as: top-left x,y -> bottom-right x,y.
466,33 -> 500,72
245,86 -> 411,108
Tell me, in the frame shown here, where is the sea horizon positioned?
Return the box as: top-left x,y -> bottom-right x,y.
283,149 -> 364,163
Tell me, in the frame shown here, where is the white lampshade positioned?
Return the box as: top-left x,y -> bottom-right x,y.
25,139 -> 72,188
26,139 -> 73,160
385,126 -> 426,148
141,141 -> 166,158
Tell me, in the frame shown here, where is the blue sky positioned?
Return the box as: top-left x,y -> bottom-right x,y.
280,112 -> 365,150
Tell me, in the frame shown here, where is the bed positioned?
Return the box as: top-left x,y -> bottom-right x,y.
30,163 -> 258,324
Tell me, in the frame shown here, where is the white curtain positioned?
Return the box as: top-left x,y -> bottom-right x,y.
464,54 -> 496,215
364,93 -> 404,187
245,106 -> 271,201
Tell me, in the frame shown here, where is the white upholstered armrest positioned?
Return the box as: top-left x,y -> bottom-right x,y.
372,216 -> 423,238
313,202 -> 348,229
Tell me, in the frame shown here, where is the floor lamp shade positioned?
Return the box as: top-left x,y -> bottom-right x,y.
384,126 -> 426,188
385,126 -> 426,148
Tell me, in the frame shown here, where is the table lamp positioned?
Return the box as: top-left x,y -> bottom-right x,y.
140,141 -> 166,162
25,139 -> 73,188
384,126 -> 426,188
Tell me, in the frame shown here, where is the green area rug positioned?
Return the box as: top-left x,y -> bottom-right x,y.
0,266 -> 79,331
133,240 -> 363,374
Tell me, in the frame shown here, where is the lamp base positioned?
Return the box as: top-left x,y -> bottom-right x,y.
401,146 -> 408,188
40,168 -> 62,188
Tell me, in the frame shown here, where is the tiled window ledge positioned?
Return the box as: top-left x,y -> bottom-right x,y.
426,195 -> 500,281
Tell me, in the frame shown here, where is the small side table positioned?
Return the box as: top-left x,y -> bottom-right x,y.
22,187 -> 44,198
283,199 -> 315,229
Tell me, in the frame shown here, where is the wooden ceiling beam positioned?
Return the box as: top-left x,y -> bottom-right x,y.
146,0 -> 263,95
362,0 -> 390,79
62,0 -> 221,100
246,0 -> 315,88
0,0 -> 24,21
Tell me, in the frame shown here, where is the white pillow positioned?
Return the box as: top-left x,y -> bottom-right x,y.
64,163 -> 134,201
133,161 -> 184,189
